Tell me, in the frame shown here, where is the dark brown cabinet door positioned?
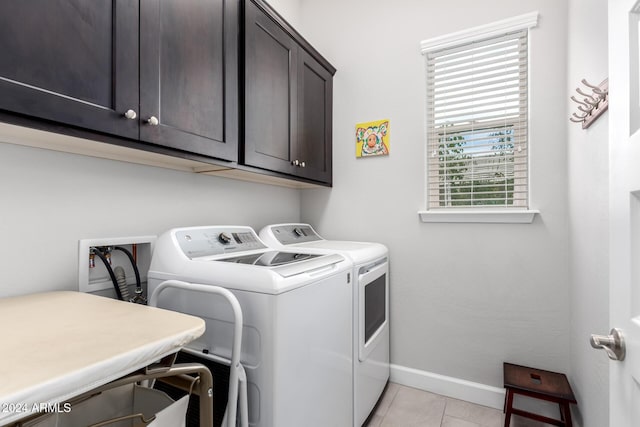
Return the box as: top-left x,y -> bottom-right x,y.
243,0 -> 298,176
140,0 -> 238,161
244,0 -> 334,184
0,0 -> 139,139
296,49 -> 333,183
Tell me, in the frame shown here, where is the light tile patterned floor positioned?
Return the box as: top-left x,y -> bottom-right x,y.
364,383 -> 553,427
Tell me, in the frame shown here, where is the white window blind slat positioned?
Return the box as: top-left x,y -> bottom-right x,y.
428,46 -> 523,71
429,79 -> 526,102
435,157 -> 529,169
434,112 -> 526,127
431,89 -> 524,111
432,61 -> 523,86
434,102 -> 527,122
436,132 -> 528,145
431,69 -> 524,92
425,28 -> 529,209
427,181 -> 529,190
429,119 -> 528,136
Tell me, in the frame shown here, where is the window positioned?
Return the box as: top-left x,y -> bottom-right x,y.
421,13 -> 538,219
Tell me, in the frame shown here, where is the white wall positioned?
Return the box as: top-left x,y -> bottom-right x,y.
297,0 -> 571,399
566,1 -> 610,426
265,0 -> 301,27
0,140 -> 301,298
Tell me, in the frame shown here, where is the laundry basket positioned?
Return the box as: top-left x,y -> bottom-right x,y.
20,384 -> 188,427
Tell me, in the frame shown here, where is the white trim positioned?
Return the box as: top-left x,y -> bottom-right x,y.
0,122 -> 207,172
418,209 -> 539,224
390,364 -> 505,409
0,122 -> 319,189
420,11 -> 539,54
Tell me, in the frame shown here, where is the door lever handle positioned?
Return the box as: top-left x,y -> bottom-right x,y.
590,328 -> 625,361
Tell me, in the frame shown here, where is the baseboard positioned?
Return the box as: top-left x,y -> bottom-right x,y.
389,364 -> 505,410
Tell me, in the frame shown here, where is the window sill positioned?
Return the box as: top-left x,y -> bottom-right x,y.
418,209 -> 539,224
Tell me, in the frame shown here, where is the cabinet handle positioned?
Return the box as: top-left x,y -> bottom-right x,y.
123,109 -> 137,120
146,116 -> 159,126
291,160 -> 306,167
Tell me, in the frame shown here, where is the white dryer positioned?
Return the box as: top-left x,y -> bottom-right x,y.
148,226 -> 353,427
259,223 -> 390,427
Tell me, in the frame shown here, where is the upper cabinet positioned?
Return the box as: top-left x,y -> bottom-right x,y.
0,0 -> 140,140
0,0 -> 334,186
243,0 -> 335,185
0,0 -> 238,161
139,0 -> 238,160
296,49 -> 334,184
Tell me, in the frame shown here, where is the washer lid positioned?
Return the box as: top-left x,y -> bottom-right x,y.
216,251 -> 345,278
296,240 -> 376,252
259,224 -> 388,263
217,251 -> 321,266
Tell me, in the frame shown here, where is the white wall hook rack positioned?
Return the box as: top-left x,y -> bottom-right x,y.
569,78 -> 608,129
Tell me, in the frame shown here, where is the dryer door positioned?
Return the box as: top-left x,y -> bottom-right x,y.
358,259 -> 388,361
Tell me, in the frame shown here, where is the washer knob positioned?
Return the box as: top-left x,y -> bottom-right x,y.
218,232 -> 232,244
293,227 -> 304,237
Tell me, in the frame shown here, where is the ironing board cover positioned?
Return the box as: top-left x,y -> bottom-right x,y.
0,291 -> 204,425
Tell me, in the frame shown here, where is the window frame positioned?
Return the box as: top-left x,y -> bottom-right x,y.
418,12 -> 539,224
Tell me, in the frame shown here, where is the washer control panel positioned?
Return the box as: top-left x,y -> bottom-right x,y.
267,224 -> 322,245
175,226 -> 266,259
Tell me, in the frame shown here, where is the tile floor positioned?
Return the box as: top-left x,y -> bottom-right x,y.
364,383 -> 552,427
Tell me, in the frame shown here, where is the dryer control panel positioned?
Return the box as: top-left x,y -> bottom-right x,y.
266,224 -> 322,245
175,226 -> 267,259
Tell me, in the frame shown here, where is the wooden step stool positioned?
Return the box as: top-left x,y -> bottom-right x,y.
503,362 -> 577,427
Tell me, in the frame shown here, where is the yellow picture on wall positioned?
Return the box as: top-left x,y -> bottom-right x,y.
356,119 -> 390,157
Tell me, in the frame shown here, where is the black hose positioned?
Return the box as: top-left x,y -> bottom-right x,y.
91,248 -> 123,301
114,246 -> 142,295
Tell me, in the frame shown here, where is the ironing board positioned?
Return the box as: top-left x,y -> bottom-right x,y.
0,291 -> 205,426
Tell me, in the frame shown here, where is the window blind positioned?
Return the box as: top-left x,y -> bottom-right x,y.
426,29 -> 528,209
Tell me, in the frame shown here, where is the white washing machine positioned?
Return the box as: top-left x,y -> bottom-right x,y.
147,226 -> 353,427
259,223 -> 390,427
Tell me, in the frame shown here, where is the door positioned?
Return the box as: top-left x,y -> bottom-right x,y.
297,49 -> 333,184
139,0 -> 238,161
0,0 -> 139,139
243,0 -> 298,176
607,1 -> 640,425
